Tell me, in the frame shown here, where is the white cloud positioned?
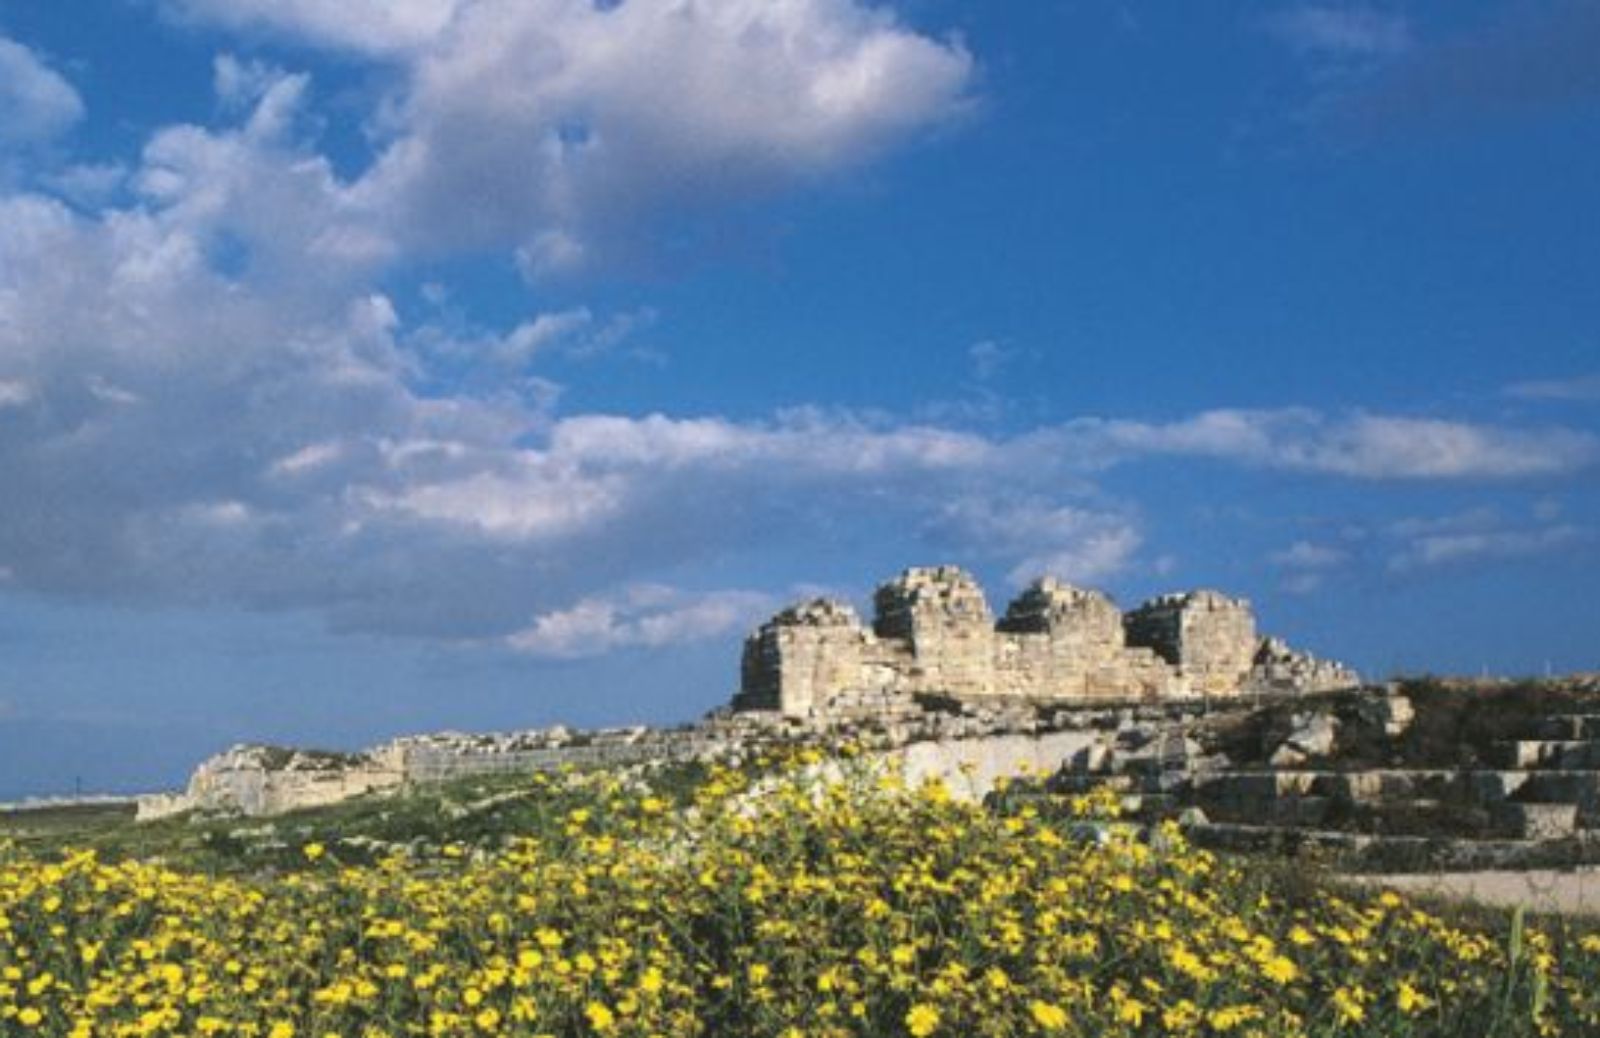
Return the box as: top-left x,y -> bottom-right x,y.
926,499 -> 1143,588
1508,373 -> 1600,402
1070,409 -> 1599,479
0,379 -> 32,408
1271,540 -> 1347,569
2,168 -> 1593,649
0,36 -> 85,146
506,585 -> 772,658
166,2 -> 973,274
348,0 -> 974,271
43,163 -> 128,207
1269,539 -> 1349,595
482,306 -> 655,366
165,0 -> 465,56
0,157 -> 1127,646
0,40 -> 1594,661
1267,7 -> 1411,58
213,54 -> 292,111
1388,524 -> 1588,573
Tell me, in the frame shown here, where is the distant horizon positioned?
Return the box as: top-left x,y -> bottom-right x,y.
2,2 -> 1597,797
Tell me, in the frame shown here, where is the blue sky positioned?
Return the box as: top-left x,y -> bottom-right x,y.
0,1 -> 1596,797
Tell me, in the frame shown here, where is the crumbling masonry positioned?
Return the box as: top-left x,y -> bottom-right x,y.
734,567 -> 1356,717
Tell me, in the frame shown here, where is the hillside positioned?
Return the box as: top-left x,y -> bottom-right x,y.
4,748 -> 1600,1036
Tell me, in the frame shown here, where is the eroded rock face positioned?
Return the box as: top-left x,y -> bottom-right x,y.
142,744 -> 404,818
1269,712 -> 1340,767
738,567 -> 1358,718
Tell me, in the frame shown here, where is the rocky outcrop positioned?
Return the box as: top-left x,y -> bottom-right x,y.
138,745 -> 402,820
1047,681 -> 1600,872
737,566 -> 1357,718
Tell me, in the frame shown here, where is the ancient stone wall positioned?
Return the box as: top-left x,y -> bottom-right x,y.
735,600 -> 874,714
991,579 -> 1181,699
1124,591 -> 1259,695
740,567 -> 1355,717
873,567 -> 995,699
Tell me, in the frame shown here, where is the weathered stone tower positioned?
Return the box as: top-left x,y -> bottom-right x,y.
994,578 -> 1178,698
736,599 -> 872,715
872,566 -> 995,699
1123,590 -> 1258,695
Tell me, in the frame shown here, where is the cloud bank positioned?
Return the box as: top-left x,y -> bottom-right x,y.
0,3 -> 1594,659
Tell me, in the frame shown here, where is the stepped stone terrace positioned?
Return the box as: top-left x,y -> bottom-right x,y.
734,566 -> 1357,717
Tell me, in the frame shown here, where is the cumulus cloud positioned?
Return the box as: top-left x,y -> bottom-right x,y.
165,0 -> 465,56
0,14 -> 1594,662
506,585 -> 773,658
165,1 -> 973,273
0,36 -> 85,146
3,166 -> 1593,650
354,0 -> 972,270
2,157 -> 1593,649
0,120 -> 1132,648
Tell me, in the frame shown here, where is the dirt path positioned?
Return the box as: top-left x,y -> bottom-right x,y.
1348,868 -> 1600,917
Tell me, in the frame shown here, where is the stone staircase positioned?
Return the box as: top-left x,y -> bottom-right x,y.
1049,702 -> 1600,872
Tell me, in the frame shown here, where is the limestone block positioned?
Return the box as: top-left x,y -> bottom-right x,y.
1125,590 -> 1258,693
1493,802 -> 1578,841
1371,694 -> 1414,736
1522,772 -> 1600,820
1269,712 -> 1338,767
738,598 -> 874,716
892,729 -> 1099,802
1496,740 -> 1600,770
174,744 -> 403,817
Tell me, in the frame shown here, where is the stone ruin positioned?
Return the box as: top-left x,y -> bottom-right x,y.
132,565 -> 1358,821
734,566 -> 1357,717
1048,675 -> 1600,880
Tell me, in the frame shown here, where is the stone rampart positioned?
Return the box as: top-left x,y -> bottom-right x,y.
136,566 -> 1359,820
1124,590 -> 1258,695
738,566 -> 1357,718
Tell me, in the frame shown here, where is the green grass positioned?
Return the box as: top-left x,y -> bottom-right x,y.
1,759 -> 719,875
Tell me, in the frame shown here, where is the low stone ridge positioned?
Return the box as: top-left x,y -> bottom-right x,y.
137,671 -> 1600,883
734,566 -> 1357,717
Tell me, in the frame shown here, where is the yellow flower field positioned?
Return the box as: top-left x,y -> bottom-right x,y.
2,757 -> 1597,1036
